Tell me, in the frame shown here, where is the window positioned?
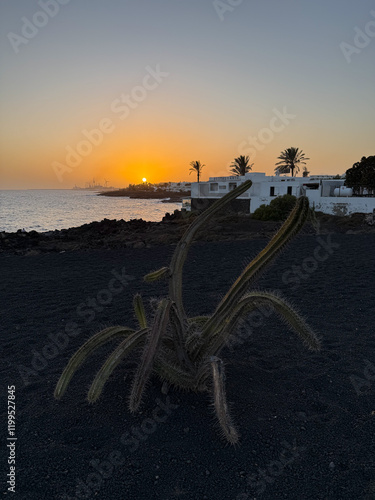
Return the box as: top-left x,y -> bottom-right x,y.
210,183 -> 218,192
219,185 -> 227,190
229,182 -> 237,191
287,186 -> 293,195
270,186 -> 275,196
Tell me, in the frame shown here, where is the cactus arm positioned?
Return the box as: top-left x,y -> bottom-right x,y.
168,180 -> 253,320
129,299 -> 172,412
144,267 -> 170,282
87,328 -> 149,403
202,196 -> 310,339
169,304 -> 195,372
209,356 -> 239,445
188,316 -> 210,325
201,291 -> 320,359
54,326 -> 134,400
133,294 -> 147,329
243,292 -> 321,351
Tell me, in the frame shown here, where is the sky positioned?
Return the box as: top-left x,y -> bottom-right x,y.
0,0 -> 374,189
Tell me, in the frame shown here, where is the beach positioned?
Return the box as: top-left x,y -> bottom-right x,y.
1,228 -> 375,499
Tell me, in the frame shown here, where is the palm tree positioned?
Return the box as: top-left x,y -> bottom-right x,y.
189,161 -> 204,183
230,155 -> 253,176
275,147 -> 309,177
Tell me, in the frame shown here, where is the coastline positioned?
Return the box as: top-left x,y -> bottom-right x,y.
98,189 -> 190,202
0,211 -> 374,256
0,190 -> 183,234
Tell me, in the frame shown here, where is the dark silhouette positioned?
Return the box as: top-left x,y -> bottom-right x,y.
55,182 -> 320,445
345,155 -> 375,195
189,161 -> 204,183
302,166 -> 310,177
275,147 -> 309,177
229,155 -> 253,176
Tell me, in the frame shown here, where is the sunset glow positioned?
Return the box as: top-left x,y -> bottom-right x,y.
1,1 -> 374,189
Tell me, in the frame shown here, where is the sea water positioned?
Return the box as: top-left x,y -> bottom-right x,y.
0,190 -> 181,233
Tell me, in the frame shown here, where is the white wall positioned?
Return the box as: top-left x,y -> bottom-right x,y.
305,190 -> 321,207
311,196 -> 375,216
191,174 -> 375,215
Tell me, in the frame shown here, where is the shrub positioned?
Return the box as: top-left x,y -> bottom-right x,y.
252,194 -> 297,221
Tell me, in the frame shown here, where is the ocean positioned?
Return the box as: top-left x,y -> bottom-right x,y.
0,190 -> 182,233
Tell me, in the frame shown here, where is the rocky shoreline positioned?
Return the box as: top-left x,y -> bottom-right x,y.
1,210 -> 374,256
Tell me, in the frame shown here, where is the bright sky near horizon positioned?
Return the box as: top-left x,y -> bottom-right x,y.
0,0 -> 374,189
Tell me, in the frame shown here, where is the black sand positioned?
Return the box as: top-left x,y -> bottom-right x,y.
1,233 -> 375,499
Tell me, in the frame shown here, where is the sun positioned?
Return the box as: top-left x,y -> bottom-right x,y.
142,177 -> 147,183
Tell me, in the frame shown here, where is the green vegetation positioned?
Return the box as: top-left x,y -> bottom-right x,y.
54,182 -> 320,444
345,155 -> 375,195
252,194 -> 297,221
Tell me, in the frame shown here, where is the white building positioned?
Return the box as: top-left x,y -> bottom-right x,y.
156,182 -> 191,192
190,172 -> 375,216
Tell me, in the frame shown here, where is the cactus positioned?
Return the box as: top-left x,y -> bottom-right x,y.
54,180 -> 321,444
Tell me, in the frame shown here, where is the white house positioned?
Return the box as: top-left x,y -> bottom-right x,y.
189,172 -> 375,216
156,182 -> 191,192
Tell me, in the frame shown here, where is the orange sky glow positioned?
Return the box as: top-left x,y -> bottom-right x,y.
1,1 -> 374,189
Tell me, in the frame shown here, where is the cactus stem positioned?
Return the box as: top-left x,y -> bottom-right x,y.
209,356 -> 239,445
129,299 -> 172,412
87,328 -> 149,403
133,294 -> 147,329
201,196 -> 310,345
168,180 -> 253,320
144,267 -> 170,282
54,326 -> 134,400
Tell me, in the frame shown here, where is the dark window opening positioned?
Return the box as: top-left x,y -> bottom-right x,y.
270,186 -> 275,196
287,186 -> 292,195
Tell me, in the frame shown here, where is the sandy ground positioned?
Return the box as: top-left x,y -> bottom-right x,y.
1,232 -> 375,499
